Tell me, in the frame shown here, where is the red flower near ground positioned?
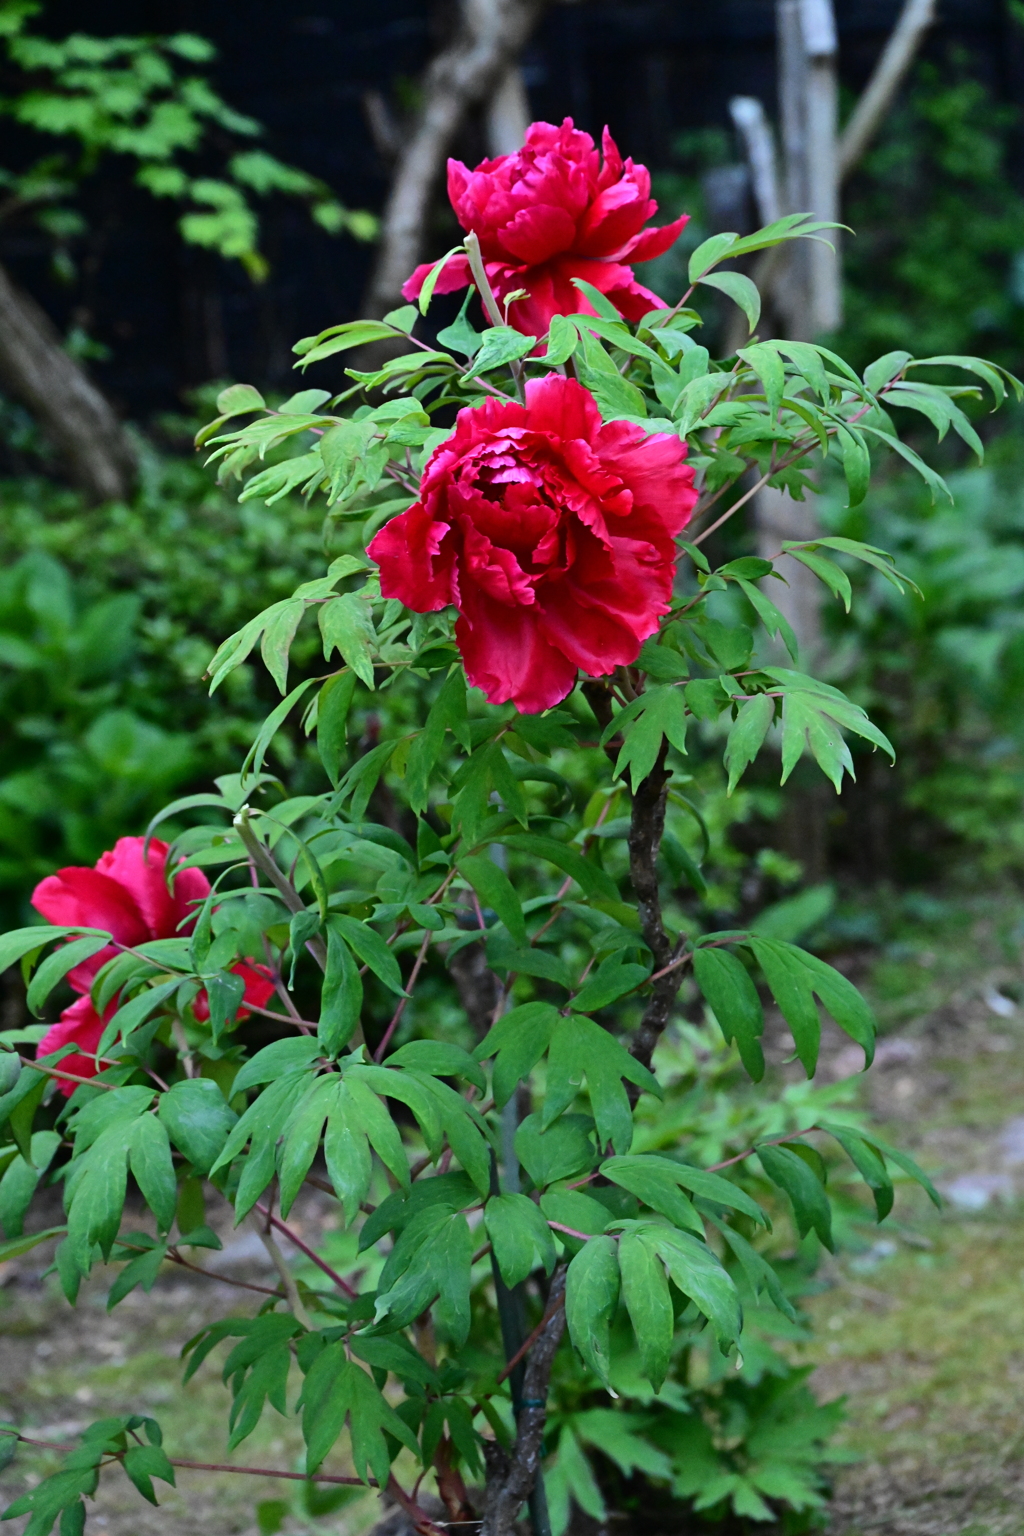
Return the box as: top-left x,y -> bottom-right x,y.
33,837 -> 274,1093
402,118 -> 688,337
36,996 -> 115,1094
367,375 -> 696,713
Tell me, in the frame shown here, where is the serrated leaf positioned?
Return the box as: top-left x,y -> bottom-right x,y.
612,685 -> 688,792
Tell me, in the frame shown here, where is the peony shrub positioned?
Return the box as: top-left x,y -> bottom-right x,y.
0,118 -> 1017,1536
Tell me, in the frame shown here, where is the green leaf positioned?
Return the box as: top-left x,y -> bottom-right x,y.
569,954 -> 650,1013
688,232 -> 739,282
821,1124 -> 893,1220
600,1156 -> 703,1235
493,834 -> 618,901
241,678 -> 316,783
543,1014 -> 658,1153
436,288 -> 482,357
783,548 -> 853,611
317,672 -> 357,789
319,926 -> 362,1057
260,600 -> 305,695
128,1115 -> 177,1232
319,594 -> 376,688
279,1077 -> 335,1216
698,271 -> 761,334
458,854 -> 526,944
734,577 -> 798,661
835,424 -> 870,507
293,320 -> 403,367
515,1113 -> 596,1187
406,669 -> 468,813
756,1143 -> 833,1250
463,326 -> 536,379
711,1219 -> 795,1320
612,685 -> 688,792
540,313 -> 580,367
485,1192 -> 557,1286
474,1002 -> 560,1109
231,1038 -> 321,1096
738,342 -> 785,414
418,246 -> 465,315
26,935 -> 112,1016
565,1234 -> 620,1388
643,1225 -> 743,1351
692,946 -> 765,1080
0,1225 -> 66,1263
387,1040 -> 485,1092
331,915 -> 404,995
569,277 -> 623,319
618,1230 -> 673,1391
723,693 -> 775,795
122,1444 -> 175,1506
302,1349 -> 418,1482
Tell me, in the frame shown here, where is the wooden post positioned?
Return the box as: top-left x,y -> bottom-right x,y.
751,0 -> 839,666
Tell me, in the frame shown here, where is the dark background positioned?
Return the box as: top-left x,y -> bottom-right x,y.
2,0 -> 1019,414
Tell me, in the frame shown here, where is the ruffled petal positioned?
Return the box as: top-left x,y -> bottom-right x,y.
368,503 -> 457,612
497,204 -> 578,264
455,590 -> 578,713
619,212 -> 690,264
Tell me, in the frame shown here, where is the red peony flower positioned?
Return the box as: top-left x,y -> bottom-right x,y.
367,375 -> 697,713
37,996 -> 116,1097
401,118 -> 688,338
32,836 -> 210,993
32,837 -> 274,1093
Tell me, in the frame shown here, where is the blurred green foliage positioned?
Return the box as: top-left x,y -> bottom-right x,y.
838,57 -> 1024,374
0,423 -> 332,914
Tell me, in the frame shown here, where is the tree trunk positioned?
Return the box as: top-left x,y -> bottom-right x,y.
0,261 -> 136,503
363,0 -> 543,317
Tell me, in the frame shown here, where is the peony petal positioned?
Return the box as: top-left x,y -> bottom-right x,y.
455,589 -> 578,713
37,995 -> 114,1097
523,373 -> 604,442
619,212 -> 690,264
458,517 -> 536,607
497,204 -> 578,264
401,253 -> 473,302
368,503 -> 457,613
32,867 -> 149,948
96,837 -> 209,941
593,421 -> 698,537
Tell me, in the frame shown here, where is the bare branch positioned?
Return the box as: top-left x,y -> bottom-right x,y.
838,0 -> 936,181
365,0 -> 544,314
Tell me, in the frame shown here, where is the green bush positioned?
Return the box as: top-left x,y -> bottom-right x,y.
0,434 -> 332,916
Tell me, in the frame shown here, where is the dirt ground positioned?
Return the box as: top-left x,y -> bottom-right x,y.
4,900 -> 1024,1536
